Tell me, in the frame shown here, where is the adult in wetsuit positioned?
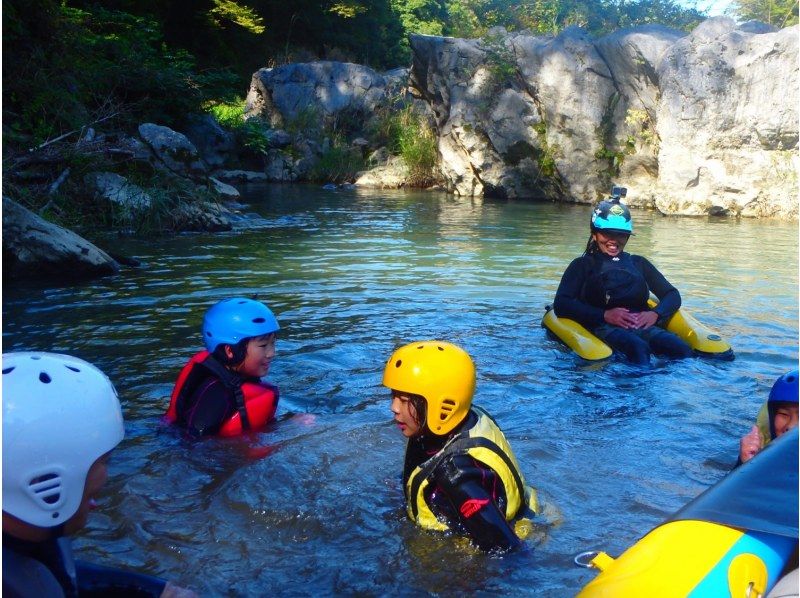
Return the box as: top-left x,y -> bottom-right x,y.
171,297 -> 280,437
553,188 -> 693,364
383,341 -> 539,552
2,352 -> 196,598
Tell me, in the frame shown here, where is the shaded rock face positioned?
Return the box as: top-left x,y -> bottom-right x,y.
184,114 -> 237,169
245,61 -> 407,127
409,19 -> 798,217
2,198 -> 119,280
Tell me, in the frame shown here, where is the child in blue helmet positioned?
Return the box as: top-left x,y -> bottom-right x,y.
553,186 -> 693,365
165,297 -> 281,437
738,370 -> 799,465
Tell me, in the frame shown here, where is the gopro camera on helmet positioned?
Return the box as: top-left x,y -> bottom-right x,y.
611,185 -> 627,200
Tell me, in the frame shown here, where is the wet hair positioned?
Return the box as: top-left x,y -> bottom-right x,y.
584,233 -> 599,256
407,392 -> 428,431
212,338 -> 249,366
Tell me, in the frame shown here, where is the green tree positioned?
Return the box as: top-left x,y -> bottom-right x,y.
391,0 -> 450,35
732,0 -> 798,26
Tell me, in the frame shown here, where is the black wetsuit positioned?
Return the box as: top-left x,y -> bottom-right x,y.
3,533 -> 165,597
173,356 -> 258,437
403,411 -> 522,552
554,251 -> 692,364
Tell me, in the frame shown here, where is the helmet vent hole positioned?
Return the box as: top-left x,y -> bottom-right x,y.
29,473 -> 62,505
2,366 -> 14,374
252,317 -> 266,323
39,372 -> 52,384
440,399 -> 456,418
437,346 -> 444,351
65,365 -> 80,372
395,359 -> 402,368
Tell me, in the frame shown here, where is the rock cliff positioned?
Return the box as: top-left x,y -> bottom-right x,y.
408,18 -> 797,217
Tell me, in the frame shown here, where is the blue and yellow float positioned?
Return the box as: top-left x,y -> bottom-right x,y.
575,427 -> 798,597
542,297 -> 734,361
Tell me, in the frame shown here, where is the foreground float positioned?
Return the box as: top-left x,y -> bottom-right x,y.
575,427 -> 798,597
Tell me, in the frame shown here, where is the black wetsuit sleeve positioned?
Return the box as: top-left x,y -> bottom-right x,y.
635,256 -> 681,319
553,256 -> 606,328
183,377 -> 235,437
434,454 -> 521,552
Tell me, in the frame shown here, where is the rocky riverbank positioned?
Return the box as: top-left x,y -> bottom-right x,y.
4,17 -> 796,284
245,17 -> 797,218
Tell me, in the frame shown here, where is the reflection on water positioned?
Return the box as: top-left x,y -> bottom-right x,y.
3,184 -> 798,596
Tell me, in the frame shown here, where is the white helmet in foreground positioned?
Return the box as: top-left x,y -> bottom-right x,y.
2,352 -> 125,527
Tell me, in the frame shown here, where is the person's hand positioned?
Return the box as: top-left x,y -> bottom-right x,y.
604,307 -> 638,329
160,582 -> 199,598
739,425 -> 762,464
632,311 -> 659,330
291,413 -> 316,426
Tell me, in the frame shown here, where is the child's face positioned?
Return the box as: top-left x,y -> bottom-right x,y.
236,334 -> 276,378
773,402 -> 799,438
390,391 -> 421,438
65,452 -> 111,535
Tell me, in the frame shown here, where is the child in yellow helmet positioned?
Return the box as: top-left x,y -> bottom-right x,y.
383,341 -> 539,552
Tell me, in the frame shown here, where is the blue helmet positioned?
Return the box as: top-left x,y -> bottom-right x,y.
202,298 -> 280,352
591,197 -> 633,235
769,369 -> 799,404
767,369 -> 799,439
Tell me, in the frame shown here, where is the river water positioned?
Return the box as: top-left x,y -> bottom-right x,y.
3,184 -> 798,596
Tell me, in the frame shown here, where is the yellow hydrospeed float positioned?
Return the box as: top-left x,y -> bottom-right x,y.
575,427 -> 798,598
541,297 -> 734,361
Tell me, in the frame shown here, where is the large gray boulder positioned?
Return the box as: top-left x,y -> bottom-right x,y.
138,123 -> 208,180
3,197 -> 119,280
355,156 -> 409,188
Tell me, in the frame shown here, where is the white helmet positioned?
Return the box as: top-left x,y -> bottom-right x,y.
2,352 -> 125,528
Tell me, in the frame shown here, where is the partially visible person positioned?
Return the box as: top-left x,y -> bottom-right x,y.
739,369 -> 799,465
553,186 -> 693,365
383,341 -> 540,552
3,351 -> 197,597
165,297 -> 280,437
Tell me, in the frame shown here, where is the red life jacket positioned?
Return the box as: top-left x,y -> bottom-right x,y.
165,351 -> 279,437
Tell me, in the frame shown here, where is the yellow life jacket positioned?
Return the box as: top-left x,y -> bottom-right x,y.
405,406 -> 539,532
756,400 -> 771,447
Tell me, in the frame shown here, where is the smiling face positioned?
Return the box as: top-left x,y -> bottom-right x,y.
234,333 -> 276,378
772,402 -> 799,438
593,230 -> 630,257
390,391 -> 423,438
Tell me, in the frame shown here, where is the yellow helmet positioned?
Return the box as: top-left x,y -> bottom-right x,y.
382,341 -> 475,435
